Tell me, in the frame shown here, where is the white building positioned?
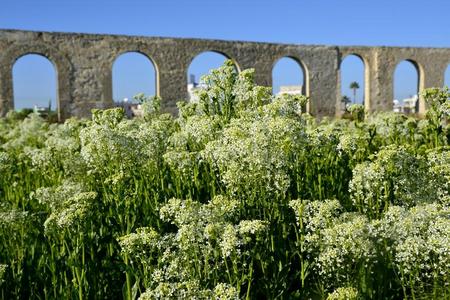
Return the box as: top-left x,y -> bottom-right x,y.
187,83 -> 201,103
393,99 -> 402,113
116,98 -> 143,118
187,74 -> 207,103
403,95 -> 418,114
33,105 -> 50,117
277,85 -> 303,96
393,95 -> 418,114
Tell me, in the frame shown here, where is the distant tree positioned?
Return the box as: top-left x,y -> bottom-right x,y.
341,95 -> 351,111
349,81 -> 360,102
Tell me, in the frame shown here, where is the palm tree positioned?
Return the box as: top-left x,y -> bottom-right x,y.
341,95 -> 351,112
349,81 -> 360,103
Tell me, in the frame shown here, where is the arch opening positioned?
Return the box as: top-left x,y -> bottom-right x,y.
445,64 -> 450,88
187,51 -> 237,102
393,60 -> 420,114
112,52 -> 157,118
272,57 -> 306,96
12,54 -> 57,119
340,54 -> 365,112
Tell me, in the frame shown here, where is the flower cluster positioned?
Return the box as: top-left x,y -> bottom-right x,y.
0,264 -> 7,285
426,148 -> 450,204
202,115 -> 305,201
80,110 -> 175,177
0,151 -> 11,173
291,198 -> 450,297
372,204 -> 450,293
326,287 -> 360,300
349,145 -> 439,218
35,181 -> 96,234
291,200 -> 374,289
138,280 -> 239,300
120,195 -> 267,296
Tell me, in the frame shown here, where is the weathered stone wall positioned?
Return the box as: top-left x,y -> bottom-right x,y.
0,29 -> 449,120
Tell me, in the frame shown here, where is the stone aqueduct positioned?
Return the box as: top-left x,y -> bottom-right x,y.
0,29 -> 450,120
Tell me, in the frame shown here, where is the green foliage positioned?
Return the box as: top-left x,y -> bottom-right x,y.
349,145 -> 443,218
347,104 -> 365,122
0,62 -> 449,299
327,287 -> 360,300
422,87 -> 450,147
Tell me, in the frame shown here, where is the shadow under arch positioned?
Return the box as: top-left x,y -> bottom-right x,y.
0,43 -> 73,121
111,50 -> 158,102
393,58 -> 425,114
339,53 -> 370,112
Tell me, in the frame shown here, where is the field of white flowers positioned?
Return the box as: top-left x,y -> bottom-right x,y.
0,61 -> 449,299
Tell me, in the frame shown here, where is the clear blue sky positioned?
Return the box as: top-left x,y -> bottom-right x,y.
2,0 -> 450,108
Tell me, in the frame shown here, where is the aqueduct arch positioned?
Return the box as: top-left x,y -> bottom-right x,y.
0,29 -> 449,120
111,51 -> 158,105
271,55 -> 309,94
338,53 -> 369,113
0,41 -> 73,120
